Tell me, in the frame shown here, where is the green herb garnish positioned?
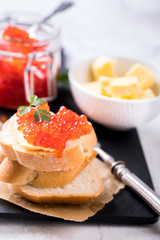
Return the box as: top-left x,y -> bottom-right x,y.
30,95 -> 45,106
18,95 -> 51,123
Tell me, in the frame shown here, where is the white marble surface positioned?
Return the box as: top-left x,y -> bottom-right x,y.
0,0 -> 160,239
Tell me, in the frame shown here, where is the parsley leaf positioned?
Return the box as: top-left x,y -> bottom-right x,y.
36,110 -> 51,123
40,113 -> 51,123
18,106 -> 31,116
33,110 -> 39,123
18,95 -> 51,123
30,95 -> 45,107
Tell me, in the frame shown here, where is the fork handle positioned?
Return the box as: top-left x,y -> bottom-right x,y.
112,161 -> 160,215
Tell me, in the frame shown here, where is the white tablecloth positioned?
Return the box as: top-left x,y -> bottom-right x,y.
0,0 -> 159,239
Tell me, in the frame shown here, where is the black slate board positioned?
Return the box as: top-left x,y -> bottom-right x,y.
0,86 -> 159,224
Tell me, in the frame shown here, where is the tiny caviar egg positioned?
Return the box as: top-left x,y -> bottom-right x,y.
16,103 -> 92,158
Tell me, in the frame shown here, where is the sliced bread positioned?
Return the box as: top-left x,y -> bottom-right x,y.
14,163 -> 104,204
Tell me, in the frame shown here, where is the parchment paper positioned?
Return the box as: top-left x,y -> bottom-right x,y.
0,158 -> 124,222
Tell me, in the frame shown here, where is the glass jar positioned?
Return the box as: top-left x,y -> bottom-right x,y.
0,12 -> 61,109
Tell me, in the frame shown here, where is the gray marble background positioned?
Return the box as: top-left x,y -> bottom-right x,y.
0,0 -> 159,239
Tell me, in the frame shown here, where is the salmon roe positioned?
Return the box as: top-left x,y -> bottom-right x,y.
16,103 -> 92,158
3,26 -> 38,43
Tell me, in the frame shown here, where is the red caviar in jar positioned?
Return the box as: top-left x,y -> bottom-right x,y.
0,26 -> 52,109
16,103 -> 92,158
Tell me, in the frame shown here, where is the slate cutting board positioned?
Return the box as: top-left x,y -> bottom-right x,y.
0,85 -> 159,224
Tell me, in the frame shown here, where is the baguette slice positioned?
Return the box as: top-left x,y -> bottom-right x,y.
0,116 -> 97,172
14,163 -> 104,204
0,157 -> 37,185
0,150 -> 97,188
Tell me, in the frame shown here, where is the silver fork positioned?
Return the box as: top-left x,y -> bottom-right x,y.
94,145 -> 160,215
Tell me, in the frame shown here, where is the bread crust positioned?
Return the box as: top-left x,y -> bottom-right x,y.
0,157 -> 37,185
0,118 -> 97,171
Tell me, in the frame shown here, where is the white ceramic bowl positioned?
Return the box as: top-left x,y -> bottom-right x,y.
68,58 -> 160,129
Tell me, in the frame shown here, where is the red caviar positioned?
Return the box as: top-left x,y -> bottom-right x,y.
16,103 -> 92,158
3,26 -> 38,42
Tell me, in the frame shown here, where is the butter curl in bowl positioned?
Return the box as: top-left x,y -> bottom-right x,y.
69,57 -> 160,129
